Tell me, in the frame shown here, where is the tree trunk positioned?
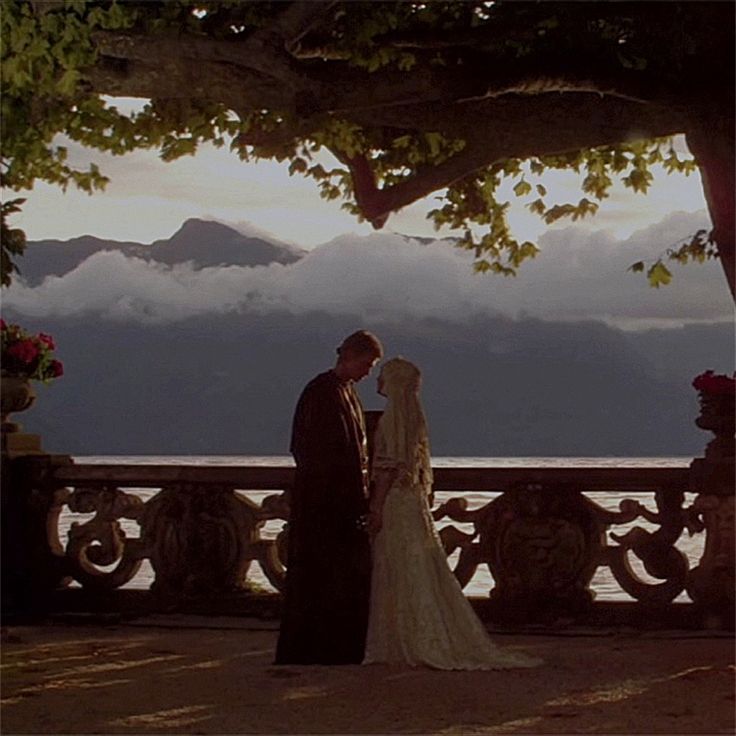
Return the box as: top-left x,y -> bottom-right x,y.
686,116 -> 735,300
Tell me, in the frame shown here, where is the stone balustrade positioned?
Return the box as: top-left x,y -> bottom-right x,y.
1,458 -> 732,627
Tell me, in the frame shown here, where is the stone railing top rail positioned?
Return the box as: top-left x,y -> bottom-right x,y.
51,463 -> 692,493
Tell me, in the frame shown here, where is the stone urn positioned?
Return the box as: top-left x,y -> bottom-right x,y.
1,374 -> 36,433
695,393 -> 735,462
687,370 -> 735,614
691,371 -> 735,463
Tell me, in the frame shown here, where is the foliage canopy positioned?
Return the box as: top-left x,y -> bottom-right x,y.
1,1 -> 733,292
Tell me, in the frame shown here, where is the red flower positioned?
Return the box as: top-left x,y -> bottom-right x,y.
0,319 -> 6,330
8,339 -> 39,364
38,333 -> 55,350
2,323 -> 62,383
693,370 -> 736,395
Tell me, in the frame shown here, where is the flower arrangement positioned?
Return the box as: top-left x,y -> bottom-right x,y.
692,370 -> 735,396
1,320 -> 63,382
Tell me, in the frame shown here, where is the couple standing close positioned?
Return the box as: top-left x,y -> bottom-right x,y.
275,330 -> 538,670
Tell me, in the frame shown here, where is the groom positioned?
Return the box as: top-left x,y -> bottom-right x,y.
275,330 -> 384,665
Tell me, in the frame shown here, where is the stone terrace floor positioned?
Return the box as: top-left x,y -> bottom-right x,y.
1,616 -> 734,735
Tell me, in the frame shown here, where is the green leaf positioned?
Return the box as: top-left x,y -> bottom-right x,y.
647,261 -> 672,288
425,132 -> 442,158
519,241 -> 540,260
56,68 -> 80,96
623,168 -> 653,194
529,160 -> 544,175
513,179 -> 532,197
527,198 -> 546,215
543,203 -> 576,223
288,157 -> 307,175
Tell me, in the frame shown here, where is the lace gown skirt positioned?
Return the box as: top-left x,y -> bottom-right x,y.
364,483 -> 539,670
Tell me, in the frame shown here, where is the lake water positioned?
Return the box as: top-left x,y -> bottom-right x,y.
63,455 -> 701,602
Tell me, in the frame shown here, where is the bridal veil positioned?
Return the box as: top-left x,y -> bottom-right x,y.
373,357 -> 433,491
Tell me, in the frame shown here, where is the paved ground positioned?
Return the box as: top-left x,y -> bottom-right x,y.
1,616 -> 733,735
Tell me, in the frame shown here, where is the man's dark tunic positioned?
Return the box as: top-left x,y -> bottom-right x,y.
275,370 -> 371,664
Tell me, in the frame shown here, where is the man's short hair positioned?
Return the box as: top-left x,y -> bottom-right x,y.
337,330 -> 384,359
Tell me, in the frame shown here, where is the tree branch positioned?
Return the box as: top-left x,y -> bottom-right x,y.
92,2 -> 339,98
85,55 -> 293,113
687,112 -> 736,299
274,1 -> 340,53
334,95 -> 688,227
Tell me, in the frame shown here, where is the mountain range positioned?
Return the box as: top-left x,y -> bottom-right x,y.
16,218 -> 304,286
4,220 -> 734,457
4,311 -> 732,457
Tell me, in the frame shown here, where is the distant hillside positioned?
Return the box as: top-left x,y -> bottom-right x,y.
5,308 -> 733,457
16,219 -> 305,285
147,219 -> 303,268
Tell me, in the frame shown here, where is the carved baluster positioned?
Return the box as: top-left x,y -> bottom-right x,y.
64,485 -> 145,589
249,490 -> 290,592
602,489 -> 689,603
433,496 -> 484,588
478,484 -> 605,618
141,484 -> 261,595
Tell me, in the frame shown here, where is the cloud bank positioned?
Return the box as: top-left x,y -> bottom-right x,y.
4,210 -> 732,329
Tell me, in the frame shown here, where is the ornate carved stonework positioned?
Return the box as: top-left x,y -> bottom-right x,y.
602,490 -> 689,604
695,390 -> 735,461
64,485 -> 145,590
9,459 -> 724,628
484,484 -> 605,611
687,494 -> 735,607
46,474 -> 291,598
1,376 -> 44,456
435,483 -> 607,616
142,486 -> 259,594
434,480 -> 696,614
252,491 -> 290,592
0,374 -> 35,432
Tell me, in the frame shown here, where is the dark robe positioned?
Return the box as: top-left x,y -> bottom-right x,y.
275,370 -> 371,664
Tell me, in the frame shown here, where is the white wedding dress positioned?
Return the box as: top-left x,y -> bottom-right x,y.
363,359 -> 539,670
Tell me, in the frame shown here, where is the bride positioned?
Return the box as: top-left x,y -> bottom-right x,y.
364,357 -> 539,670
